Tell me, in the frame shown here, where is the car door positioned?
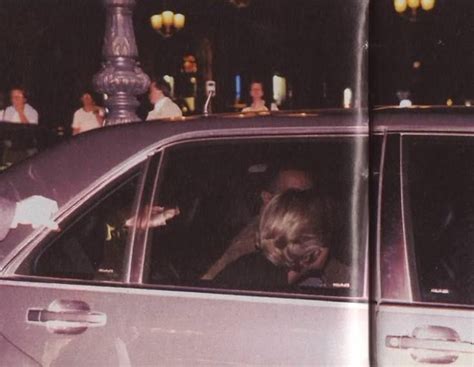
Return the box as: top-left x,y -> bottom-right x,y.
118,135 -> 370,366
1,134 -> 369,366
376,134 -> 474,366
0,160 -> 151,366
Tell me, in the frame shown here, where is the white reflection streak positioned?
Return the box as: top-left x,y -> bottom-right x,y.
114,338 -> 132,367
350,0 -> 369,366
150,327 -> 204,336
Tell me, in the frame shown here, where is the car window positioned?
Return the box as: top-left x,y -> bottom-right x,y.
143,138 -> 368,298
17,168 -> 143,282
403,135 -> 474,305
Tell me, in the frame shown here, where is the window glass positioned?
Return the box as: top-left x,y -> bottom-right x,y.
404,136 -> 474,305
18,170 -> 142,282
144,138 -> 367,298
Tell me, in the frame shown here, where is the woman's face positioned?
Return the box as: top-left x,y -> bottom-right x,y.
287,244 -> 329,285
250,83 -> 264,101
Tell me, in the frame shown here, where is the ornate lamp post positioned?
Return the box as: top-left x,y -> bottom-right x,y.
94,0 -> 150,125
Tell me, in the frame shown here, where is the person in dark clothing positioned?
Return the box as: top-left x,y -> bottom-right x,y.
215,190 -> 339,290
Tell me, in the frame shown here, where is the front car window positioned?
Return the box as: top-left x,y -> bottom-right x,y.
17,169 -> 143,282
144,138 -> 368,298
403,135 -> 474,305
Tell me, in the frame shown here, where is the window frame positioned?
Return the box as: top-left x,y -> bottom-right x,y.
134,134 -> 369,302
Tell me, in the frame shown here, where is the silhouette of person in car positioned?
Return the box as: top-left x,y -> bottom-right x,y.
215,189 -> 347,289
202,166 -> 313,280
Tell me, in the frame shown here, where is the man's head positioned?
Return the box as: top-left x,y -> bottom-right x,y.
149,79 -> 172,104
261,167 -> 314,206
249,82 -> 264,102
257,190 -> 332,274
10,88 -> 27,109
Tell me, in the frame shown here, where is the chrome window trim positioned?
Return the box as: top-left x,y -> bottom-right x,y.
0,277 -> 370,307
399,135 -> 415,302
375,131 -> 387,301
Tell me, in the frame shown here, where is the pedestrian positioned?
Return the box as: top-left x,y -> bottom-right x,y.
71,91 -> 105,135
242,81 -> 278,113
2,87 -> 39,124
146,79 -> 183,120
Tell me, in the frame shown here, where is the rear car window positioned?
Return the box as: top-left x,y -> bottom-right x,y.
144,137 -> 368,298
403,135 -> 474,305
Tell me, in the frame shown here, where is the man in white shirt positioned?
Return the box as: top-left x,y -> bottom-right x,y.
2,87 -> 39,124
242,81 -> 278,113
71,92 -> 105,135
146,79 -> 183,121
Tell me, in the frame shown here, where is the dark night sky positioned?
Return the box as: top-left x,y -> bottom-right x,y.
0,0 -> 472,127
371,0 -> 474,106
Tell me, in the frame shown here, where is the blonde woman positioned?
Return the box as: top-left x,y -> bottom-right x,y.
215,189 -> 347,289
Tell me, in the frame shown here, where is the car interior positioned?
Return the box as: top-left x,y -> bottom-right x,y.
404,136 -> 474,305
145,138 -> 368,296
18,137 -> 368,298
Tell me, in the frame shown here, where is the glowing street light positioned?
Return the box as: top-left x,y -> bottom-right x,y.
394,0 -> 435,21
150,10 -> 185,38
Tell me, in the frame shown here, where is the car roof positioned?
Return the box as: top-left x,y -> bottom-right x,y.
0,112 -> 367,205
372,106 -> 474,133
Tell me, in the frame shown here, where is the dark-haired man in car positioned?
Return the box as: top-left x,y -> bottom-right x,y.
202,167 -> 314,280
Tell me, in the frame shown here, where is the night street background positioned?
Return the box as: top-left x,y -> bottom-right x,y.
0,0 -> 472,127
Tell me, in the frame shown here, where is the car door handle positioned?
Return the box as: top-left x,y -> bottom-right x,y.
386,325 -> 474,364
27,299 -> 106,335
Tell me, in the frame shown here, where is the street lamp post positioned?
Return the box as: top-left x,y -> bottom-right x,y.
94,0 -> 150,125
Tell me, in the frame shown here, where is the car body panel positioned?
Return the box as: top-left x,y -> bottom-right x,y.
376,304 -> 473,366
0,279 -> 369,366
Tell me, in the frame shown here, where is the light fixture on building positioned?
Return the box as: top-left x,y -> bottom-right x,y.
394,0 -> 435,21
343,88 -> 353,109
150,10 -> 185,38
272,75 -> 287,106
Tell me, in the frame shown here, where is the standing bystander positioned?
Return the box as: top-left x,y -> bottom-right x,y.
146,79 -> 183,121
71,91 -> 105,135
242,81 -> 278,113
2,87 -> 39,124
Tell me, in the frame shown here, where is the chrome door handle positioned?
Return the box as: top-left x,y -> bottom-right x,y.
27,299 -> 106,335
386,325 -> 474,364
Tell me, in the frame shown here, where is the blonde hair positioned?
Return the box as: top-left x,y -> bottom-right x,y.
257,190 -> 332,271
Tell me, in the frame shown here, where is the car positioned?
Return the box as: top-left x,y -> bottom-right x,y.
0,122 -> 60,172
0,109 -> 472,366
